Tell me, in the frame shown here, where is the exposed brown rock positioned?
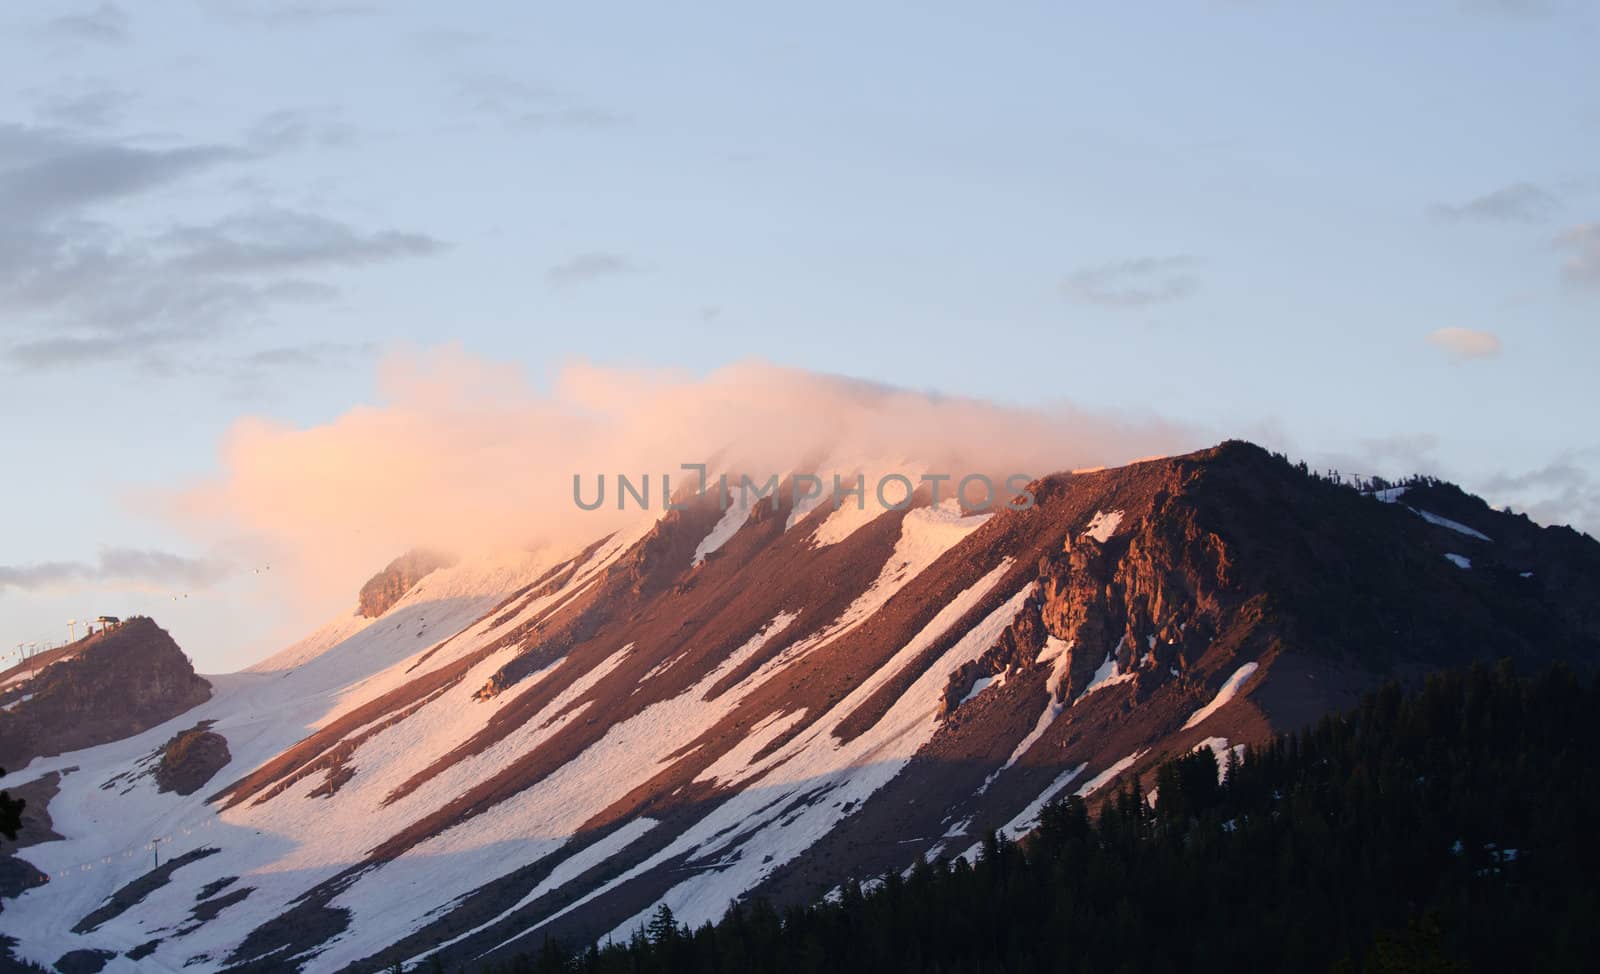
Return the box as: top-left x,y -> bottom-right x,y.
112,442 -> 1600,972
153,723 -> 231,797
357,549 -> 457,619
0,618 -> 210,772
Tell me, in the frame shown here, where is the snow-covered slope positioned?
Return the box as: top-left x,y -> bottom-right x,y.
5,443 -> 1598,973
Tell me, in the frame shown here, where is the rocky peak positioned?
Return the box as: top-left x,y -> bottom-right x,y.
943,440 -> 1600,717
357,549 -> 458,618
0,617 -> 211,771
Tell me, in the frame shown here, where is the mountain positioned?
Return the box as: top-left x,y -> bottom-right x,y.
1,441 -> 1596,973
536,664 -> 1600,973
0,618 -> 211,772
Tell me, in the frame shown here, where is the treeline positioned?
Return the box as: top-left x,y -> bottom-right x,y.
481,662 -> 1599,973
1266,448 -> 1443,496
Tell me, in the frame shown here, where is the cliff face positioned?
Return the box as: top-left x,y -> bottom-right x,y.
0,618 -> 211,771
6,442 -> 1600,973
356,549 -> 457,618
943,441 -> 1600,720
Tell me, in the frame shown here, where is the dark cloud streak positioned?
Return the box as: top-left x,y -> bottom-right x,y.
44,3 -> 129,44
1062,256 -> 1203,308
0,547 -> 232,595
546,252 -> 643,288
1430,182 -> 1559,224
0,122 -> 441,371
163,210 -> 444,275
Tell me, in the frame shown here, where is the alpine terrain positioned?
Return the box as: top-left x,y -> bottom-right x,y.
2,441 -> 1597,972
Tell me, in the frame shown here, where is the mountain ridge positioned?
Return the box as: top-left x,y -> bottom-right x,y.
2,440 -> 1597,973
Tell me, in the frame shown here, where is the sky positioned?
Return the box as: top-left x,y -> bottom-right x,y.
1,0 -> 1596,672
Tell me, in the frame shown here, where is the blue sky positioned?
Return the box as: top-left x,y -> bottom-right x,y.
1,1 -> 1596,670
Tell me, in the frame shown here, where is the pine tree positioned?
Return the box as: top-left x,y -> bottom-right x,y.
646,903 -> 678,947
0,767 -> 23,842
496,664 -> 1600,974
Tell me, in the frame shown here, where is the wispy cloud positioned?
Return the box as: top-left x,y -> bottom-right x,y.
1430,182 -> 1559,224
0,124 -> 239,224
0,547 -> 232,596
45,3 -> 129,44
1298,433 -> 1599,540
1555,222 -> 1600,289
237,341 -> 376,370
546,251 -> 643,288
0,122 -> 440,371
160,349 -> 1200,626
453,74 -> 625,131
247,108 -> 356,152
1482,449 -> 1600,537
205,1 -> 378,27
26,81 -> 130,130
1426,327 -> 1503,361
163,210 -> 444,275
1063,256 -> 1203,307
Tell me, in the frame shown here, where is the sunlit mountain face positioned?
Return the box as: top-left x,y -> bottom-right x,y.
4,442 -> 1596,972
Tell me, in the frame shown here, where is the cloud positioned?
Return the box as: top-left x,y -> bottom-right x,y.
1430,182 -> 1558,224
163,210 -> 444,274
45,3 -> 129,43
237,341 -> 376,370
0,123 -> 440,371
1555,223 -> 1600,289
205,1 -> 377,27
27,82 -> 130,130
246,109 -> 356,152
0,547 -> 232,596
157,348 -> 1200,627
1426,327 -> 1503,362
1063,256 -> 1202,307
7,331 -> 186,370
1267,431 -> 1600,541
453,75 -> 624,132
1481,450 -> 1600,537
546,252 -> 643,288
0,124 -> 239,224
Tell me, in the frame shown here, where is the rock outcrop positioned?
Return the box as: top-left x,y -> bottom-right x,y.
356,549 -> 457,619
0,618 -> 211,771
943,440 -> 1600,720
153,722 -> 231,796
8,442 -> 1600,973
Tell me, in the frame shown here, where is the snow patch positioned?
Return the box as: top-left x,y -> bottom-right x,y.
1082,509 -> 1124,543
1444,552 -> 1472,570
1193,736 -> 1241,782
1182,662 -> 1260,730
1074,749 -> 1148,799
1410,507 -> 1492,542
958,672 -> 1005,706
993,637 -> 1075,778
693,492 -> 759,564
1077,640 -> 1136,702
583,573 -> 1035,947
776,500 -> 993,662
997,764 -> 1087,840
